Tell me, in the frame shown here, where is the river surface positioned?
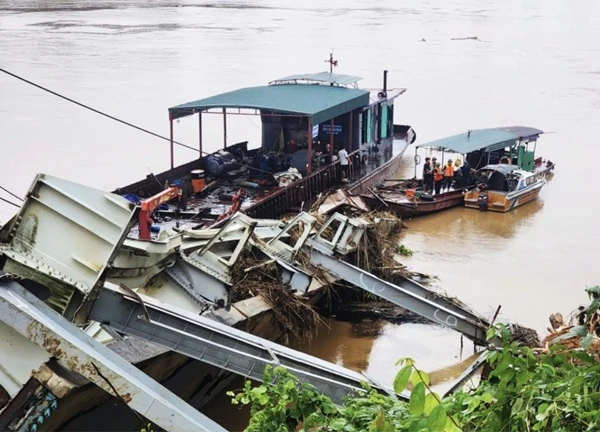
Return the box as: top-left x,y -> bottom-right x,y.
1,0 -> 600,430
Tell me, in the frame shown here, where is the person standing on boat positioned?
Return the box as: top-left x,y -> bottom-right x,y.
338,147 -> 351,183
460,161 -> 471,187
453,159 -> 463,188
443,159 -> 454,191
422,157 -> 433,193
433,162 -> 444,194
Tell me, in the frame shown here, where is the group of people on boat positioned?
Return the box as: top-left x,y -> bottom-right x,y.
422,157 -> 473,194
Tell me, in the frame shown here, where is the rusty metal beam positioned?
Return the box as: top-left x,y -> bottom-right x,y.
0,280 -> 227,432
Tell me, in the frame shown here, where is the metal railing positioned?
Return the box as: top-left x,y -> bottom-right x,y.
246,150 -> 361,219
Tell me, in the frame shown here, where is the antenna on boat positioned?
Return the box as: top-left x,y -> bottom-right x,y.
325,50 -> 338,74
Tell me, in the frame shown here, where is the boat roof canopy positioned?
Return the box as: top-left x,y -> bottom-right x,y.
169,83 -> 370,124
480,164 -> 522,175
417,126 -> 544,154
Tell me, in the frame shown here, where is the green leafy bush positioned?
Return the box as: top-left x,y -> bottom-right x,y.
230,317 -> 600,431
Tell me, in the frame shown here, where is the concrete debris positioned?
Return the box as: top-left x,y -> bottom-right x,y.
315,188 -> 370,214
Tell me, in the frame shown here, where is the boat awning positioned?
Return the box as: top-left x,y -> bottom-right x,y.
417,126 -> 544,154
169,84 -> 370,125
480,164 -> 520,175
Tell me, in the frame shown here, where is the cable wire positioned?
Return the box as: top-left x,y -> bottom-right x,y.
0,185 -> 23,202
0,196 -> 20,208
0,66 -> 276,176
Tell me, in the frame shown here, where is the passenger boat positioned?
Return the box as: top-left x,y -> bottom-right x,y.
464,164 -> 546,212
115,56 -> 416,235
361,179 -> 473,218
409,126 -> 555,214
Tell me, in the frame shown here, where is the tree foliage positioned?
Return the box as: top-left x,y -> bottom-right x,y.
229,287 -> 600,431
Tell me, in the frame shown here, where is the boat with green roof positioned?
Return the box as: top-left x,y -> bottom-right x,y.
362,126 -> 555,217
115,55 -> 416,231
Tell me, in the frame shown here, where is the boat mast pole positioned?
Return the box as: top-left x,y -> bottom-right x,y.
223,108 -> 227,148
169,117 -> 174,169
198,112 -> 203,157
414,146 -> 418,179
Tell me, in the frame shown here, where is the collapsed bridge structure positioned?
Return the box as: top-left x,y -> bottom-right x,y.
0,174 -> 495,431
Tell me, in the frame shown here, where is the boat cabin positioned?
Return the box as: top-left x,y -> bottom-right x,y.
167,70 -> 407,176
475,164 -> 540,193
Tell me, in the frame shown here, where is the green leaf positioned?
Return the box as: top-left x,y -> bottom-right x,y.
251,386 -> 267,395
587,297 -> 600,320
581,334 -> 594,350
511,398 -> 523,415
330,418 -> 348,431
481,392 -> 494,404
395,357 -> 415,367
423,393 -> 440,415
570,351 -> 595,364
393,366 -> 412,393
586,285 -> 600,298
534,403 -> 550,422
516,370 -> 530,387
444,417 -> 462,432
427,404 -> 448,432
408,418 -> 428,432
368,409 -> 385,432
409,382 -> 426,416
410,370 -> 430,387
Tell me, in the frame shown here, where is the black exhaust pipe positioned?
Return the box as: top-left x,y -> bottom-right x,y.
383,70 -> 388,96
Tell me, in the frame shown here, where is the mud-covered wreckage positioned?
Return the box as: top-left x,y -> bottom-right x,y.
0,174 -> 497,431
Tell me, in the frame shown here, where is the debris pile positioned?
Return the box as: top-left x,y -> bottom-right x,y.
541,287 -> 600,356
509,324 -> 542,348
230,249 -> 320,342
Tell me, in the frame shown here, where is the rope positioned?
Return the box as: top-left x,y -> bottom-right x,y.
0,67 -> 276,176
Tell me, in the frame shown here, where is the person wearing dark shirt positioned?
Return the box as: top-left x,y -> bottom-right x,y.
422,157 -> 433,193
460,162 -> 471,187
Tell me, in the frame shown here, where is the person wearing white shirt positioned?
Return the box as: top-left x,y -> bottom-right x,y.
338,147 -> 351,182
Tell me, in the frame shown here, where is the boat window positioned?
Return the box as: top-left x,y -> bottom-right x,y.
381,105 -> 388,139
362,109 -> 374,144
507,173 -> 520,191
367,108 -> 373,143
361,110 -> 368,144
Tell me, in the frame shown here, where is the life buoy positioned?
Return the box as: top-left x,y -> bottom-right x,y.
414,154 -> 421,165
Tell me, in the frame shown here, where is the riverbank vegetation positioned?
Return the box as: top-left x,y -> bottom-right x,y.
229,286 -> 600,431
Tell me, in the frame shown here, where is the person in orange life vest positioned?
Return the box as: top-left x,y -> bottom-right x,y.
433,162 -> 444,194
443,159 -> 454,191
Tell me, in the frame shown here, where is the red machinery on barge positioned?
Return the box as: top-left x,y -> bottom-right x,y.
115,57 -> 416,235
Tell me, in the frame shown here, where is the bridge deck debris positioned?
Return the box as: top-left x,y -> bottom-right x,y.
0,174 -> 494,431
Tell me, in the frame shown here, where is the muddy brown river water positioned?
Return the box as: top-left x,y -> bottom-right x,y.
2,0 -> 600,430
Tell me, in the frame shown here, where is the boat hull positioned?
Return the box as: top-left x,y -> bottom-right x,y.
363,188 -> 466,218
464,182 -> 544,212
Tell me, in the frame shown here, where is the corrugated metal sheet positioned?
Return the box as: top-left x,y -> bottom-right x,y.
169,84 -> 370,125
417,126 -> 544,154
